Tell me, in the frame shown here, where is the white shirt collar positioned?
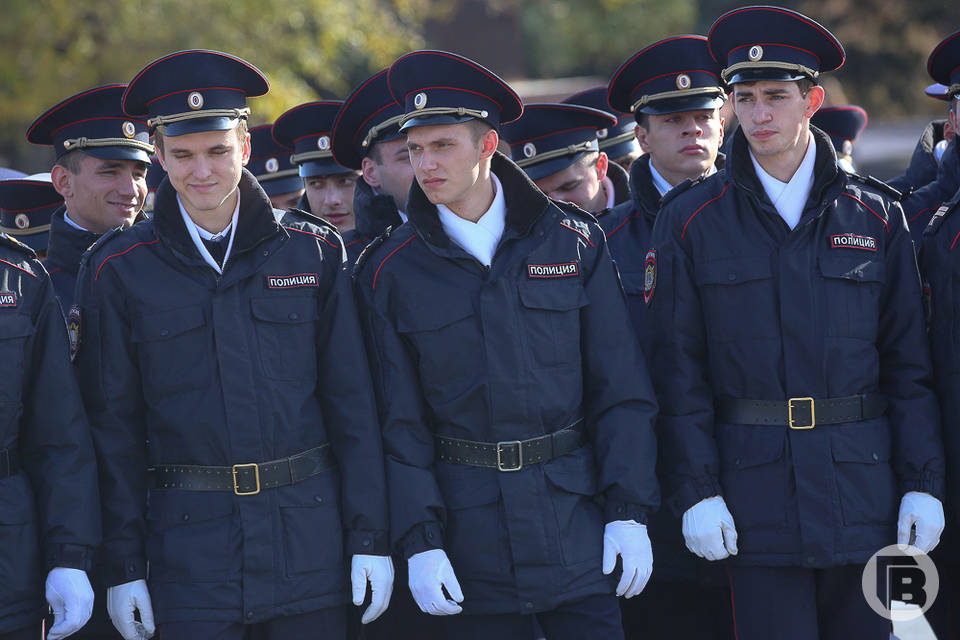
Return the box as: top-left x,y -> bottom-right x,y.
647,161 -> 674,197
63,211 -> 91,233
602,175 -> 616,210
177,193 -> 240,274
436,173 -> 506,266
749,134 -> 817,230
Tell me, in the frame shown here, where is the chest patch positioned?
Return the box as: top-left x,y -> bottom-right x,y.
0,292 -> 17,307
266,273 -> 319,289
829,233 -> 877,252
527,262 -> 579,279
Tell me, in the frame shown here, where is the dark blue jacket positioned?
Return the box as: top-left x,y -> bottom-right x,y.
73,169 -> 388,624
353,153 -> 659,615
648,126 -> 944,568
342,178 -> 404,266
42,208 -> 100,314
887,119 -> 948,195
0,235 -> 100,633
605,159 -> 632,210
902,137 -> 960,245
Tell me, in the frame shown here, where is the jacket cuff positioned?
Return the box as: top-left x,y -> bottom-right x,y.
900,470 -> 946,503
102,555 -> 147,587
397,522 -> 444,560
667,477 -> 723,518
604,501 -> 649,525
346,529 -> 391,556
46,543 -> 95,572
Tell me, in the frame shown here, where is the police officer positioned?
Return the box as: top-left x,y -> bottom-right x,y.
649,7 -> 945,638
273,101 -> 363,232
0,173 -> 61,257
26,84 -> 151,312
563,86 -> 642,171
810,105 -> 867,174
501,103 -> 624,213
888,84 -> 954,196
601,34 -> 733,640
143,156 -> 166,216
248,124 -> 304,210
330,69 -> 412,264
0,231 -> 101,640
353,50 -> 659,640
73,49 -> 392,640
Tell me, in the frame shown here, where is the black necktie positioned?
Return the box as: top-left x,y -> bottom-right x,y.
201,236 -> 227,266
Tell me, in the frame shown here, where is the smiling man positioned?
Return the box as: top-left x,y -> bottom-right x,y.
72,50 -> 391,640
353,50 -> 659,640
647,7 -> 945,639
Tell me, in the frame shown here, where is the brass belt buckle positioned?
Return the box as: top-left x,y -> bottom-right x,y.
232,463 -> 261,495
788,397 -> 816,429
496,441 -> 523,472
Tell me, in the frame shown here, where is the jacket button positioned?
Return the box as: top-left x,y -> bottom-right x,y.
263,250 -> 270,257
806,556 -> 816,565
159,329 -> 169,337
426,531 -> 434,540
128,564 -> 136,573
728,274 -> 736,281
289,313 -> 299,320
182,513 -> 190,521
855,270 -> 864,277
314,495 -> 323,503
735,458 -> 740,466
872,452 -> 879,461
362,539 -> 371,547
616,506 -> 624,514
525,602 -> 534,609
246,612 -> 254,620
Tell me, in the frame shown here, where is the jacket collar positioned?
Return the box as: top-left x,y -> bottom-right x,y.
45,207 -> 101,273
353,178 -> 404,238
606,160 -> 632,208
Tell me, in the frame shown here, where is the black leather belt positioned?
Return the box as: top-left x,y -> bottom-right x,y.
715,394 -> 886,429
0,448 -> 18,478
436,419 -> 585,471
148,445 -> 336,495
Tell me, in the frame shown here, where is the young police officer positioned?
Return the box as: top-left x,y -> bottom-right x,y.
648,7 -> 945,638
73,50 -> 392,640
353,50 -> 659,640
248,124 -> 305,211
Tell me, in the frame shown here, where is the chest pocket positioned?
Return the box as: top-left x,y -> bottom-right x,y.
518,280 -> 589,369
818,255 -> 885,340
695,257 -> 777,341
395,297 -> 480,395
132,305 -> 209,396
250,297 -> 318,383
0,313 -> 34,403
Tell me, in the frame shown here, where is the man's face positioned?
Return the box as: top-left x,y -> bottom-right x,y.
534,153 -> 608,212
305,172 -> 360,231
637,109 -> 723,185
406,123 -> 490,211
363,137 -> 415,209
733,81 -> 822,160
53,154 -> 148,234
158,128 -> 250,216
269,188 -> 305,210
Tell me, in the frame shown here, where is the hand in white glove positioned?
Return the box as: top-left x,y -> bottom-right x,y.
682,496 -> 738,561
45,567 -> 94,640
407,549 -> 464,616
601,520 -> 653,598
898,491 -> 945,553
351,554 -> 395,624
107,579 -> 155,640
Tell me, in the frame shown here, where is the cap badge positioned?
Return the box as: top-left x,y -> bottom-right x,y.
414,92 -> 428,110
748,45 -> 764,62
676,74 -> 692,90
841,140 -> 853,156
122,121 -> 137,138
597,128 -> 609,140
317,136 -> 331,151
522,142 -> 537,159
188,91 -> 204,110
265,158 -> 279,173
14,214 -> 29,230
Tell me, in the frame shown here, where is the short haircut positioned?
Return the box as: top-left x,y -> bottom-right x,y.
466,119 -> 493,144
575,151 -> 600,169
153,118 -> 249,155
635,112 -> 650,129
55,150 -> 85,174
367,142 -> 383,164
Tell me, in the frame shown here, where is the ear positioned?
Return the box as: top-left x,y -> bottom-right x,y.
950,106 -> 958,138
480,128 -> 499,159
361,156 -> 382,189
804,85 -> 826,118
595,152 -> 609,181
240,131 -> 252,166
635,123 -> 651,153
50,164 -> 74,199
718,114 -> 726,148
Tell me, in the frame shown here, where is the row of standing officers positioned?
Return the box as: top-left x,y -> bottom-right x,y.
1,4 -> 960,640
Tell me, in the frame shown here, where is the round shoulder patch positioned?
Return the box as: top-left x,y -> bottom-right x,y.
643,249 -> 657,305
68,305 -> 81,361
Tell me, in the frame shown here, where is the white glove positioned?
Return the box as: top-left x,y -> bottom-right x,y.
107,579 -> 155,640
351,554 -> 395,624
601,520 -> 653,598
682,496 -> 738,561
897,491 -> 945,553
407,549 -> 464,615
45,567 -> 94,640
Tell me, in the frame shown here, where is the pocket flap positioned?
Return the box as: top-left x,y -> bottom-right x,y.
0,313 -> 35,340
250,297 -> 318,324
831,425 -> 891,463
618,271 -> 645,295
695,257 -> 772,286
544,447 -> 598,496
395,298 -> 474,333
436,464 -> 500,509
147,491 -> 234,525
719,433 -> 785,469
518,281 -> 589,311
818,256 -> 886,284
131,305 -> 205,343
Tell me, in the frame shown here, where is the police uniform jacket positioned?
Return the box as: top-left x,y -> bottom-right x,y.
902,136 -> 960,245
42,208 -> 100,314
353,152 -> 659,615
73,169 -> 389,623
888,119 -> 949,196
0,236 -> 100,633
605,159 -> 632,210
342,178 -> 403,266
648,125 -> 944,568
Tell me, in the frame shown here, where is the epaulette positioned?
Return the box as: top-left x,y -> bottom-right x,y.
77,226 -> 126,270
660,174 -> 708,208
281,207 -> 339,235
0,232 -> 36,258
353,226 -> 394,279
924,200 -> 957,237
847,172 -> 903,201
553,199 -> 600,225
